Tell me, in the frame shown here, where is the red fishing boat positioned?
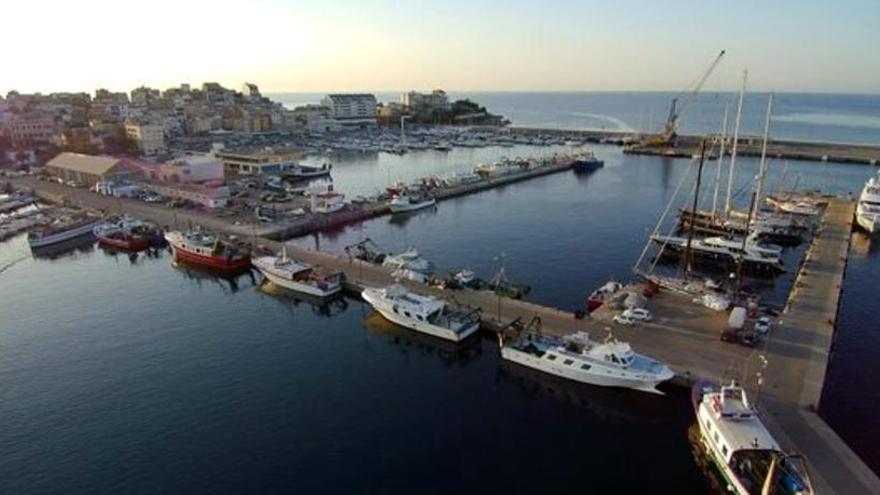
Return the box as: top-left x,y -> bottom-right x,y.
93,220 -> 150,251
164,230 -> 251,272
586,281 -> 623,312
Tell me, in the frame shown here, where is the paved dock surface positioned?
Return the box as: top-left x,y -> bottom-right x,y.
14,179 -> 880,493
758,198 -> 880,494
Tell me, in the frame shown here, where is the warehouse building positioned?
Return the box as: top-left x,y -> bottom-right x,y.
45,152 -> 143,187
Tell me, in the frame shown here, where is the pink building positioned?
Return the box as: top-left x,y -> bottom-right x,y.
137,154 -> 224,184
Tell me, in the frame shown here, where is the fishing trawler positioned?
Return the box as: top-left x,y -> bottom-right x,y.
252,246 -> 342,297
500,331 -> 674,394
361,284 -> 481,342
27,215 -> 102,249
856,172 -> 880,234
164,230 -> 251,272
692,381 -> 814,495
93,218 -> 150,251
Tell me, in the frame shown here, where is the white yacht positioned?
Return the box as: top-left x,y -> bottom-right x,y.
252,247 -> 342,298
500,331 -> 674,394
381,247 -> 433,273
389,193 -> 436,214
361,284 -> 481,342
856,172 -> 880,234
652,232 -> 785,272
692,382 -> 814,495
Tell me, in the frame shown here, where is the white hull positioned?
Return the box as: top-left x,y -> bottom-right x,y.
501,347 -> 665,394
857,212 -> 877,234
390,199 -> 436,214
362,290 -> 479,342
28,219 -> 101,248
259,269 -> 341,297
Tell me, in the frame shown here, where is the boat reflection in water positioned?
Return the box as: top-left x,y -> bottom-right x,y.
29,234 -> 96,260
496,359 -> 682,423
98,244 -> 169,265
686,423 -> 732,495
170,260 -> 256,294
363,311 -> 483,368
851,231 -> 876,258
387,204 -> 438,228
257,278 -> 349,318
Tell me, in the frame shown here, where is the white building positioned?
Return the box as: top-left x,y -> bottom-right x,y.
400,90 -> 449,111
320,94 -> 377,128
125,122 -> 165,156
241,82 -> 261,100
289,105 -> 341,133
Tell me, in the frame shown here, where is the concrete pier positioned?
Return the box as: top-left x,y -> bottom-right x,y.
12,179 -> 880,493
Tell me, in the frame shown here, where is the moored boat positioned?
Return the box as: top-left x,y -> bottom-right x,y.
691,381 -> 815,495
93,218 -> 150,251
252,246 -> 342,297
361,284 -> 480,342
856,172 -> 880,234
28,215 -> 102,249
587,281 -> 623,312
389,193 -> 436,214
572,150 -> 604,173
651,232 -> 785,273
164,230 -> 251,272
500,331 -> 674,394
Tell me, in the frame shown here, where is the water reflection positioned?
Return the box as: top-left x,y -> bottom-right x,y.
30,235 -> 97,260
170,261 -> 257,294
256,279 -> 350,317
686,423 -> 729,494
496,359 -> 681,423
851,231 -> 876,258
362,311 -> 483,368
387,206 -> 439,228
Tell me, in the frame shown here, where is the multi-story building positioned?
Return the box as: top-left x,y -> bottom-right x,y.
241,83 -> 261,100
131,86 -> 161,106
6,114 -> 57,147
321,94 -> 377,128
125,121 -> 165,156
400,89 -> 449,111
289,105 -> 340,133
214,148 -> 302,176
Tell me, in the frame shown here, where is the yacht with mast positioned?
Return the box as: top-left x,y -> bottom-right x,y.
692,381 -> 814,495
651,231 -> 785,273
856,172 -> 880,234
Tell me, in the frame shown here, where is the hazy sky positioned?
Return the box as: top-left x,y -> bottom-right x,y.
3,0 -> 878,94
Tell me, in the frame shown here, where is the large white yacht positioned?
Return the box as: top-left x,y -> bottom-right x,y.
652,232 -> 784,272
252,247 -> 342,298
361,284 -> 480,342
692,382 -> 814,495
856,172 -> 880,234
500,331 -> 674,394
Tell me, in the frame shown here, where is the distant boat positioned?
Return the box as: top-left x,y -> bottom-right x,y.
856,172 -> 880,234
252,246 -> 342,298
572,150 -> 604,173
361,284 -> 481,342
586,281 -> 623,312
499,331 -> 674,394
284,163 -> 331,181
389,193 -> 436,214
165,230 -> 250,272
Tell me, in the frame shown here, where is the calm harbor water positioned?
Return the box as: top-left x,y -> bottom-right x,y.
2,141 -> 879,491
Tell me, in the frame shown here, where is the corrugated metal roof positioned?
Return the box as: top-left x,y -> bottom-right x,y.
46,152 -> 122,176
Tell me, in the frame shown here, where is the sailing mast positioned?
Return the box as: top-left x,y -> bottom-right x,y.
754,94 -> 774,221
711,103 -> 730,219
724,70 -> 748,215
684,140 -> 708,278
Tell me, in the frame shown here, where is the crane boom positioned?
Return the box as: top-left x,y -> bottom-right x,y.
653,50 -> 726,145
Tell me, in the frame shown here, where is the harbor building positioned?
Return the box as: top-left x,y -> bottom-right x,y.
125,121 -> 165,156
288,105 -> 340,133
135,154 -> 225,183
214,147 -> 303,176
320,94 -> 377,128
400,90 -> 449,111
45,152 -> 143,187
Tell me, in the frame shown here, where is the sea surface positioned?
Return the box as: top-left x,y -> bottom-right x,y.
3,98 -> 880,492
270,91 -> 880,145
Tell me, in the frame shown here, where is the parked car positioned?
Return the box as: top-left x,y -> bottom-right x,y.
143,195 -> 163,203
612,314 -> 635,326
755,316 -> 772,335
622,308 -> 652,322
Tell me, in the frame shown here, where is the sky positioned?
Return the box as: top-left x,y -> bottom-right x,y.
3,0 -> 878,95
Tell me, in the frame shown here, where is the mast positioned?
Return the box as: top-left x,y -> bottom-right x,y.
684,139 -> 707,278
754,94 -> 774,220
735,192 -> 757,298
724,70 -> 748,215
711,103 -> 730,219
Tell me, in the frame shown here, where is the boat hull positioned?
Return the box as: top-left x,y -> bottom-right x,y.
168,243 -> 251,272
390,199 -> 436,214
96,235 -> 149,251
362,290 -> 479,343
501,347 -> 666,394
857,212 -> 877,234
256,266 -> 341,298
28,220 -> 101,248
